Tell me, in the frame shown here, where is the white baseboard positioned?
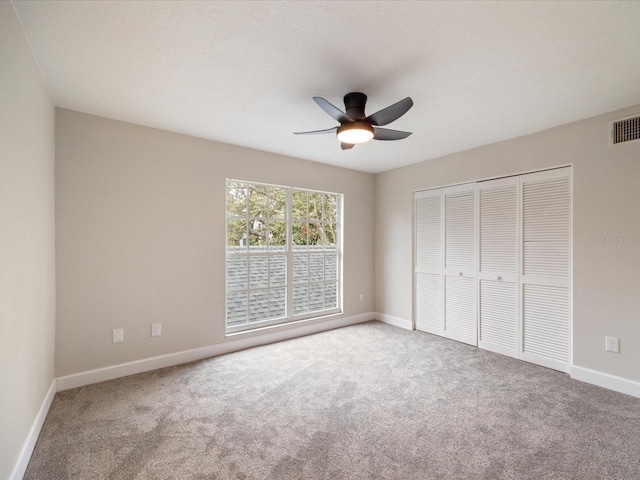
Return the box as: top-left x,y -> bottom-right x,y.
57,312 -> 374,391
10,379 -> 56,480
571,365 -> 640,399
375,312 -> 413,330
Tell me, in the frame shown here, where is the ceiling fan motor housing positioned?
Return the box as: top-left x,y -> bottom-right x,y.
344,92 -> 368,120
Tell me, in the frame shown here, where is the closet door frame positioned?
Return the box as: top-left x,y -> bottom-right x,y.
413,165 -> 572,374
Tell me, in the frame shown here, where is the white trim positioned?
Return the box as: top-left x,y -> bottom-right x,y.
226,310 -> 344,338
375,312 -> 413,330
10,379 -> 56,480
56,312 -> 373,391
413,164 -> 572,194
571,365 -> 640,399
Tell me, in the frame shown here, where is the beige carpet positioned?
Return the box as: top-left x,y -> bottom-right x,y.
25,321 -> 640,479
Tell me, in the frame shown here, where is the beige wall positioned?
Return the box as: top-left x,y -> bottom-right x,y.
55,109 -> 375,377
375,104 -> 640,382
0,3 -> 56,478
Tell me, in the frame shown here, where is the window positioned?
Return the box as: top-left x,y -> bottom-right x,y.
226,180 -> 341,333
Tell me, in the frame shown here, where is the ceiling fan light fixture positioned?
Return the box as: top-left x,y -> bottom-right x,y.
336,122 -> 374,144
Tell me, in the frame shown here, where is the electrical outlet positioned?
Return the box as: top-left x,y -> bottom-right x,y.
112,328 -> 124,343
359,293 -> 364,302
151,323 -> 161,337
605,336 -> 619,353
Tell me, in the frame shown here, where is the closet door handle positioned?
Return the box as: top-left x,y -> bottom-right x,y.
495,275 -> 501,281
458,271 -> 463,276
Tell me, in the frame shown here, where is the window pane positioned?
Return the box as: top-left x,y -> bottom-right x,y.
227,291 -> 247,326
308,192 -> 322,220
248,290 -> 268,323
227,218 -> 247,251
249,219 -> 267,250
292,190 -> 307,219
249,256 -> 269,289
324,194 -> 337,223
268,220 -> 286,251
269,288 -> 286,319
269,187 -> 286,219
325,253 -> 338,281
226,181 -> 341,332
270,256 -> 286,287
226,256 -> 247,291
248,185 -> 268,218
309,254 -> 324,282
309,283 -> 324,312
227,183 -> 248,217
325,282 -> 338,309
323,223 -> 337,248
293,285 -> 308,314
308,222 -> 322,249
293,253 -> 308,284
292,221 -> 307,249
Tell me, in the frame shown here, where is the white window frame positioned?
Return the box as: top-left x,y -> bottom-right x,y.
225,179 -> 342,334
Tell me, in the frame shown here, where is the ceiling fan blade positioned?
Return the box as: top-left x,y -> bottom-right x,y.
294,127 -> 338,135
366,97 -> 413,126
373,127 -> 413,141
313,97 -> 352,123
341,142 -> 355,150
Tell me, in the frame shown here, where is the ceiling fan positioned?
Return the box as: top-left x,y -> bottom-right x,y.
294,92 -> 414,150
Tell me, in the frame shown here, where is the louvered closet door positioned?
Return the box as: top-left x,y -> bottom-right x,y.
414,189 -> 444,335
478,177 -> 520,358
520,167 -> 571,372
443,183 -> 477,346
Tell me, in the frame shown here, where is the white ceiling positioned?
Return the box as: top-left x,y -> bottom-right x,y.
13,1 -> 640,173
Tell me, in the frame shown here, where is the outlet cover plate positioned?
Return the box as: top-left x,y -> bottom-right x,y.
605,336 -> 620,353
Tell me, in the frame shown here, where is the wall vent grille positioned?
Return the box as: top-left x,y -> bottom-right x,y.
612,115 -> 640,145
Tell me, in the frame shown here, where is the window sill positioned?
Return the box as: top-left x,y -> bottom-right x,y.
225,311 -> 343,339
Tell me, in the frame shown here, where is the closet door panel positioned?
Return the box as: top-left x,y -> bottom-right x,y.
478,177 -> 519,357
522,176 -> 571,280
416,193 -> 442,275
415,272 -> 443,331
479,279 -> 518,356
414,190 -> 444,334
445,275 -> 477,343
443,183 -> 477,346
520,168 -> 571,372
444,187 -> 476,276
522,284 -> 570,364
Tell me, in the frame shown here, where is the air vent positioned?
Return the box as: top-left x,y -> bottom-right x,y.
612,115 -> 640,145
